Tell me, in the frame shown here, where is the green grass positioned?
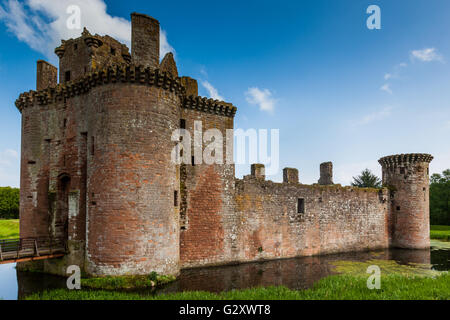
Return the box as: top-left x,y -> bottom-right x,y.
25,273 -> 450,300
0,219 -> 19,239
431,225 -> 450,241
81,272 -> 176,290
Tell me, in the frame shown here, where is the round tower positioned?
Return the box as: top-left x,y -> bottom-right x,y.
85,72 -> 182,277
80,13 -> 183,277
378,153 -> 433,249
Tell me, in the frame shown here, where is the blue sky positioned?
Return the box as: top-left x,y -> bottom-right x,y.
1,0 -> 449,187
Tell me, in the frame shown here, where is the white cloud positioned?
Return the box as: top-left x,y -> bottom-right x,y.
380,83 -> 392,94
160,29 -> 175,59
0,0 -> 174,64
356,106 -> 392,126
0,149 -> 20,187
410,48 -> 444,63
201,81 -> 224,101
245,87 -> 277,113
383,63 -> 407,82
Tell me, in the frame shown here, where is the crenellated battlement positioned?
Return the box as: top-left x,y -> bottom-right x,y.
378,153 -> 434,168
239,164 -> 383,193
15,64 -> 187,111
16,64 -> 237,118
182,95 -> 237,118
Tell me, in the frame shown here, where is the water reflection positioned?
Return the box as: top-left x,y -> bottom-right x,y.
0,245 -> 447,300
17,268 -> 67,299
162,248 -> 438,294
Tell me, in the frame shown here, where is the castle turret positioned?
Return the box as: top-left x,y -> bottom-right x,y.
379,153 -> 433,249
55,28 -> 131,84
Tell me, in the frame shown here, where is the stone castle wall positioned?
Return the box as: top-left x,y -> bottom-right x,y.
178,107 -> 237,269
232,172 -> 389,264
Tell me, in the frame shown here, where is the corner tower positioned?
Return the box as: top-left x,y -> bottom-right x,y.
379,153 -> 433,249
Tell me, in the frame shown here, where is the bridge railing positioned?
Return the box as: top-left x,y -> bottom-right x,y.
0,237 -> 66,261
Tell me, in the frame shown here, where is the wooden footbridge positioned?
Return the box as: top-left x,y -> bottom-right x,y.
0,237 -> 66,264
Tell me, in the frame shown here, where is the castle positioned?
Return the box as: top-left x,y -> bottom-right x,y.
15,13 -> 433,277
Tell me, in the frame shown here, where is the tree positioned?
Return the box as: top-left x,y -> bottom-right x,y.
351,169 -> 382,188
0,187 -> 20,219
430,169 -> 450,225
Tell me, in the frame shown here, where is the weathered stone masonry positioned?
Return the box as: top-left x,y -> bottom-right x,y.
15,12 -> 433,277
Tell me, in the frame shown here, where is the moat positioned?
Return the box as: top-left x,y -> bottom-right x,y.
1,241 -> 449,300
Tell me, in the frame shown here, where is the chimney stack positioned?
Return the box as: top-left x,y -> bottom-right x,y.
283,168 -> 299,184
251,164 -> 265,180
36,60 -> 57,91
318,162 -> 333,185
131,13 -> 160,69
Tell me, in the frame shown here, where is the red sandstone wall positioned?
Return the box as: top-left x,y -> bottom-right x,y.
234,178 -> 389,262
19,103 -> 49,239
19,87 -> 90,274
381,157 -> 432,249
19,79 -> 183,276
179,108 -> 237,268
84,84 -> 181,276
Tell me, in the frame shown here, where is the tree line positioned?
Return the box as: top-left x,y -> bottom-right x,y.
430,169 -> 450,225
0,187 -> 20,219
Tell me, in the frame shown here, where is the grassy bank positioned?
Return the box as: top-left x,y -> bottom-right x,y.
81,273 -> 176,290
0,219 -> 19,239
431,225 -> 450,241
26,273 -> 450,300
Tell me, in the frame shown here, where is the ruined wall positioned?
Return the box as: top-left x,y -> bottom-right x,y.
234,173 -> 389,262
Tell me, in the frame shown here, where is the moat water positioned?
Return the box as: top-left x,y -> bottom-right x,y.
1,241 -> 449,300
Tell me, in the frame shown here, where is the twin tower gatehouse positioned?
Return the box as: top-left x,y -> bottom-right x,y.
15,12 -> 433,277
